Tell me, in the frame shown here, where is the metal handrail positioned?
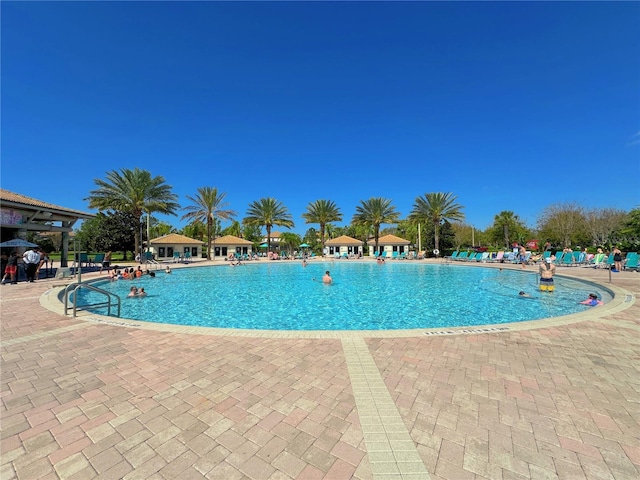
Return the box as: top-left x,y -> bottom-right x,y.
64,283 -> 121,318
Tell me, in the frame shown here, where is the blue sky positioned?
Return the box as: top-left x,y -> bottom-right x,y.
2,2 -> 639,234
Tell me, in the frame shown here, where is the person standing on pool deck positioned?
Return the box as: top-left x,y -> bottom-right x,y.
539,257 -> 556,292
322,271 -> 332,284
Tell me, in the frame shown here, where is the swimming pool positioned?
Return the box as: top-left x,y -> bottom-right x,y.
78,262 -> 609,331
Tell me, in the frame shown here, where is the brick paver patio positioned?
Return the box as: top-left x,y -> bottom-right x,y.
1,260 -> 638,479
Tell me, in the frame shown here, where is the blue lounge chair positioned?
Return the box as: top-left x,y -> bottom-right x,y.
624,252 -> 639,271
552,253 -> 564,265
446,251 -> 459,261
561,253 -> 575,267
456,251 -> 468,261
173,251 -> 181,263
184,251 -> 192,263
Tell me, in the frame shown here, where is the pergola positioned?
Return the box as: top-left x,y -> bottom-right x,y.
0,189 -> 95,267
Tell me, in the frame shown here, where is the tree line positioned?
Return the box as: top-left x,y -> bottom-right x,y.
45,168 -> 637,259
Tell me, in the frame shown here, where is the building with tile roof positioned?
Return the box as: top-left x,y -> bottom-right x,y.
149,233 -> 205,261
0,189 -> 95,266
369,234 -> 411,257
324,235 -> 364,258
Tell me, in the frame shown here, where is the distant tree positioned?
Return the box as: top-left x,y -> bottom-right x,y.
149,220 -> 175,239
584,208 -> 628,247
409,192 -> 464,254
621,207 -> 640,250
182,187 -> 236,260
302,227 -> 319,249
451,222 -> 474,250
244,198 -> 294,254
324,223 -> 338,240
488,211 -> 526,249
352,197 -> 400,252
537,202 -> 586,248
279,232 -> 302,254
394,219 -> 418,246
302,200 -> 343,249
181,220 -> 207,241
86,168 -> 179,257
241,224 -> 263,245
76,211 -> 137,258
220,220 -> 243,238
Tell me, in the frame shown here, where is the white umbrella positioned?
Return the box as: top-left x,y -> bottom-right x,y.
0,239 -> 38,248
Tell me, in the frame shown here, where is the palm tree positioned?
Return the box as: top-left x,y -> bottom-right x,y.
243,198 -> 294,254
302,200 -> 342,249
279,232 -> 302,255
352,197 -> 400,252
182,187 -> 236,260
86,168 -> 179,257
409,192 -> 464,254
493,211 -> 521,249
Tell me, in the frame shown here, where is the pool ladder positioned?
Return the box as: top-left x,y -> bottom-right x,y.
64,283 -> 121,318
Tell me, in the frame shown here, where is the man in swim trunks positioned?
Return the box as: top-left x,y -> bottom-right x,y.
539,257 -> 556,292
322,271 -> 332,284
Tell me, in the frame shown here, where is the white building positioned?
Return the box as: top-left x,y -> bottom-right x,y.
324,235 -> 364,257
368,234 -> 411,257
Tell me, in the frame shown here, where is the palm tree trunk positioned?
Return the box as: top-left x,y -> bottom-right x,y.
207,219 -> 212,260
320,224 -> 325,249
266,225 -> 271,254
434,221 -> 439,253
504,226 -> 509,250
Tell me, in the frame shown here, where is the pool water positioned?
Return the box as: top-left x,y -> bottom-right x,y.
79,262 -> 609,331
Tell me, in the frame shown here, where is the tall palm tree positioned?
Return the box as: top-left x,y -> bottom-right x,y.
352,197 -> 400,252
302,200 -> 342,249
86,168 -> 179,256
409,192 -> 464,254
244,198 -> 294,254
182,187 -> 236,260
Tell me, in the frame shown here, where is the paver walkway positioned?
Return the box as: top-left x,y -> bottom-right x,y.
1,260 -> 639,479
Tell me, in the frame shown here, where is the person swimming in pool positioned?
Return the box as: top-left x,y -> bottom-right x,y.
580,293 -> 603,306
322,271 -> 332,284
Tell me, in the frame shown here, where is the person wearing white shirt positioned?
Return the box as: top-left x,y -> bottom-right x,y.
22,247 -> 41,282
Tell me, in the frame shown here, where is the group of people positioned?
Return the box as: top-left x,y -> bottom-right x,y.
109,266 -> 157,281
513,255 -> 602,306
1,247 -> 49,284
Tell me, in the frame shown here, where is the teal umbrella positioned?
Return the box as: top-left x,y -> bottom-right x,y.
259,243 -> 268,248
299,243 -> 310,248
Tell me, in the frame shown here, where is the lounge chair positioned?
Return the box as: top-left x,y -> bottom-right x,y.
455,251 -> 469,261
604,253 -> 615,269
624,252 -> 639,271
381,251 -> 387,259
173,251 -> 181,263
561,253 -> 575,267
391,251 -> 399,260
92,253 -> 105,271
552,253 -> 564,265
446,251 -> 459,261
399,252 -> 407,260
183,251 -> 192,263
478,252 -> 490,262
489,251 -> 504,263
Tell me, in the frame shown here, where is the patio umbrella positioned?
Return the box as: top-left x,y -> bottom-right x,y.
259,243 -> 268,248
299,243 -> 310,248
0,238 -> 38,248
